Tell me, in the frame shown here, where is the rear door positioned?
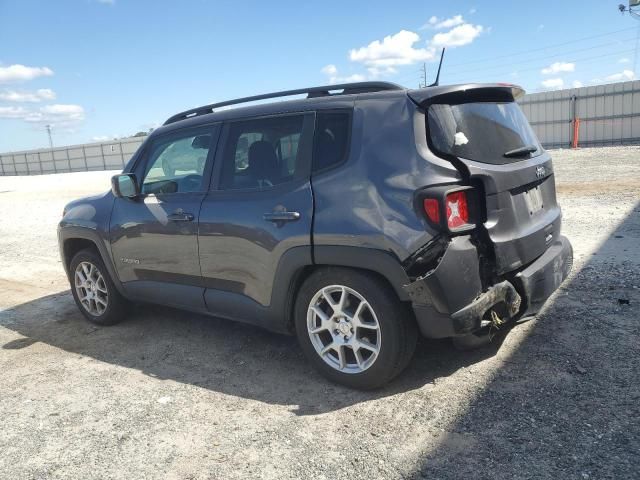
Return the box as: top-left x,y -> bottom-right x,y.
198,113 -> 314,323
110,124 -> 219,309
418,88 -> 561,273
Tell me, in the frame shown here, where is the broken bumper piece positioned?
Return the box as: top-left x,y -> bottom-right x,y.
404,235 -> 573,339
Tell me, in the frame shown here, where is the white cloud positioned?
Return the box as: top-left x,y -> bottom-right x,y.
0,88 -> 56,102
349,30 -> 435,68
321,64 -> 337,76
618,58 -> 630,64
541,62 -> 575,75
328,19 -> 484,83
367,66 -> 397,78
0,103 -> 85,126
322,70 -> 366,84
36,88 -> 56,100
604,70 -> 635,82
422,15 -> 465,30
321,64 -> 367,83
0,64 -> 54,83
541,78 -> 564,90
431,23 -> 484,48
39,104 -> 85,120
538,24 -> 545,30
336,73 -> 366,83
91,135 -> 111,142
572,80 -> 584,88
0,106 -> 30,119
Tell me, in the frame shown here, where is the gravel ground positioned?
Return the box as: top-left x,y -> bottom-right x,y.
0,146 -> 638,479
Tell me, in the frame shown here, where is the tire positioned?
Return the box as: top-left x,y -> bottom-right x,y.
294,267 -> 417,389
69,248 -> 128,326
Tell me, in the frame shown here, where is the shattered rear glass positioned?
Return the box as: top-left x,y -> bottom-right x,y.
427,102 -> 542,165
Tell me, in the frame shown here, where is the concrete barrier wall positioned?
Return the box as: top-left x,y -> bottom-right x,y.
519,79 -> 640,149
0,136 -> 145,176
2,79 -> 639,176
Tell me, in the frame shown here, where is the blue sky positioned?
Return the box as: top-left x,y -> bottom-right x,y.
0,0 -> 637,152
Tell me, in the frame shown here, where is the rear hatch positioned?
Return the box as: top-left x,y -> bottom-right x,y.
409,84 -> 562,274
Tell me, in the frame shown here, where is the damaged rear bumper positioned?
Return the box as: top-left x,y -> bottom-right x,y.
404,235 -> 573,338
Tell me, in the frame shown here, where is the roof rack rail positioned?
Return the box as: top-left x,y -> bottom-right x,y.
163,81 -> 404,125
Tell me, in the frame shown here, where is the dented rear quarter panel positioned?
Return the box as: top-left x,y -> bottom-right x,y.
311,92 -> 462,263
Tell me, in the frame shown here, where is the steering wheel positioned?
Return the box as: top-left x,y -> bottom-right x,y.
180,174 -> 202,191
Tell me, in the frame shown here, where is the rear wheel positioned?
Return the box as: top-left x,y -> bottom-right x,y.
294,268 -> 416,389
69,249 -> 127,326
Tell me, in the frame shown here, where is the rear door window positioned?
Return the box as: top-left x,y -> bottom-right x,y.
218,114 -> 313,190
427,102 -> 542,165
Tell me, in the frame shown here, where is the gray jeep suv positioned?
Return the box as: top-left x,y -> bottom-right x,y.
58,81 -> 573,389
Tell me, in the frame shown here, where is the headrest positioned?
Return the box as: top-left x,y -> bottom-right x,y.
191,134 -> 211,149
248,140 -> 278,179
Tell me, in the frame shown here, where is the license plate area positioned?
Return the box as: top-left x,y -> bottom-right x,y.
523,186 -> 544,215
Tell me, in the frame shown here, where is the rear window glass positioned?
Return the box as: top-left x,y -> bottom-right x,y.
427,102 -> 542,165
312,111 -> 351,172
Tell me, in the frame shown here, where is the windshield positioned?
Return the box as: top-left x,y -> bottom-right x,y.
427,102 -> 542,165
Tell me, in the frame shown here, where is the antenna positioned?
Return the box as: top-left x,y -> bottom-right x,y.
429,48 -> 446,87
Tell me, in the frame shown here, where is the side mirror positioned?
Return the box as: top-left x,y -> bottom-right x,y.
111,173 -> 140,198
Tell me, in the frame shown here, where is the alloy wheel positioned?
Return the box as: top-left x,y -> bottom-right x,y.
74,261 -> 109,316
306,285 -> 381,374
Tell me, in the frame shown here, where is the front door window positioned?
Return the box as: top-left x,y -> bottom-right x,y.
141,131 -> 213,194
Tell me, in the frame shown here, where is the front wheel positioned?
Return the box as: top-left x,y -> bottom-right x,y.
294,268 -> 417,389
69,249 -> 127,326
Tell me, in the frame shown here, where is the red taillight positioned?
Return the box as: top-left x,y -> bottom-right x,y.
445,191 -> 469,229
423,198 -> 440,224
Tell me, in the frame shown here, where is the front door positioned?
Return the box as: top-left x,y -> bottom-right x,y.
198,113 -> 314,326
110,124 -> 220,310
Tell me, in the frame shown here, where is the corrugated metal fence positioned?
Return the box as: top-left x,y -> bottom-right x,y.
519,79 -> 640,149
2,80 -> 640,176
0,136 -> 145,176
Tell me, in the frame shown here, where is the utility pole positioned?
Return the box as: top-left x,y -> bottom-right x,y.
619,1 -> 640,77
419,63 -> 427,88
46,124 -> 53,149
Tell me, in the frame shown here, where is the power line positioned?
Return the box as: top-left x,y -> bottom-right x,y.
444,49 -> 636,84
445,37 -> 636,76
445,26 -> 637,68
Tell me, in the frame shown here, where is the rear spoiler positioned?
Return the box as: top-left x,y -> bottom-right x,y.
407,83 -> 526,107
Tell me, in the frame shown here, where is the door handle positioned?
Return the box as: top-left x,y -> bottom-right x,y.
263,211 -> 301,223
167,211 -> 194,222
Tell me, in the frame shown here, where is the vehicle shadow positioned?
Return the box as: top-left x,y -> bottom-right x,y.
0,288 -> 514,416
409,200 -> 640,479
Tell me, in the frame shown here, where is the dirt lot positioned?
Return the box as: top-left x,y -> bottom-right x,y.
1,147 -> 638,479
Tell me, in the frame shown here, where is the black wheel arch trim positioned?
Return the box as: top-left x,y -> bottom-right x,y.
58,225 -> 126,296
312,245 -> 411,301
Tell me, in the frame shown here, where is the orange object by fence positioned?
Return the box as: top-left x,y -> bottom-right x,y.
572,118 -> 580,149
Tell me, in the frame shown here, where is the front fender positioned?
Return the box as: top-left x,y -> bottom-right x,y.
58,224 -> 124,296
